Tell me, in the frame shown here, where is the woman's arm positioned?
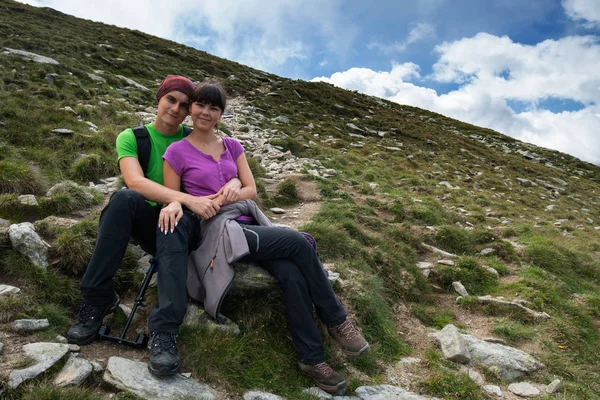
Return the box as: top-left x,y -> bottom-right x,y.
217,152 -> 257,204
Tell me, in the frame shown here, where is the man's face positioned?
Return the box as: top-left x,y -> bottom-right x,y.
156,90 -> 190,127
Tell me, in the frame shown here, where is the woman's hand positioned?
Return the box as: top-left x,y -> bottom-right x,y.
159,201 -> 183,234
217,179 -> 242,205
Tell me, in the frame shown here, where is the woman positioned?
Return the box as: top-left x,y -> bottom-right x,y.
159,81 -> 369,395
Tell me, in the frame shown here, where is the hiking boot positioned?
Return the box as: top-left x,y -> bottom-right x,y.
328,318 -> 370,356
66,294 -> 120,345
148,332 -> 181,377
299,361 -> 346,395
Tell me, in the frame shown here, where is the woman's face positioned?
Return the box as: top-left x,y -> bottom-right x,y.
190,101 -> 222,131
156,90 -> 190,128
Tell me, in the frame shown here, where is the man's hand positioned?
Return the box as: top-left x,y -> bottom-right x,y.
159,201 -> 183,234
185,194 -> 221,219
216,179 -> 242,205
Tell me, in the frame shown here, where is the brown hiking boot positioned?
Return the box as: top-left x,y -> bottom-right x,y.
298,361 -> 346,395
328,318 -> 370,356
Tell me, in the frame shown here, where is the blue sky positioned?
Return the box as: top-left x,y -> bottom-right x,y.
17,0 -> 600,164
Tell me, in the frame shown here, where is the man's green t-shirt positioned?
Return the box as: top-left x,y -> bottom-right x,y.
116,123 -> 187,205
116,123 -> 187,185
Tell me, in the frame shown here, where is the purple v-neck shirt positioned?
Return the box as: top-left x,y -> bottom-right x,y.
163,136 -> 244,197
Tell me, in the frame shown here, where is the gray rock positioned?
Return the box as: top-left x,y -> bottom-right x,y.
399,357 -> 421,364
68,344 -> 81,352
346,123 -> 364,132
91,360 -> 104,372
0,284 -> 21,296
53,354 -> 93,387
436,324 -> 471,363
480,248 -> 495,255
545,379 -> 561,393
12,319 -> 50,332
462,334 -> 543,381
508,382 -> 541,397
9,343 -> 70,388
0,342 -> 4,354
417,262 -> 433,269
274,115 -> 290,124
482,385 -> 503,397
0,218 -> 10,227
459,366 -> 485,385
87,73 -> 106,82
452,282 -> 470,297
334,397 -> 360,400
45,73 -> 58,83
421,243 -> 456,258
18,194 -> 38,206
476,296 -> 550,319
4,48 -> 60,64
482,265 -> 500,278
230,262 -> 277,294
302,387 -> 333,398
51,128 -> 75,136
438,181 -> 454,189
115,75 -> 150,92
46,180 -> 95,201
269,207 -> 286,214
243,392 -> 285,400
355,384 -> 435,399
516,178 -> 536,187
437,259 -> 455,266
369,183 -> 379,190
56,335 -> 68,343
183,303 -> 240,335
103,356 -> 215,399
9,223 -> 49,269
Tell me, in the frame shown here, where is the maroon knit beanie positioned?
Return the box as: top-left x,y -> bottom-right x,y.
156,75 -> 194,103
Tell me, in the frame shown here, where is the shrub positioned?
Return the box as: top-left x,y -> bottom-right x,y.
432,257 -> 498,295
0,159 -> 45,194
70,153 -> 116,183
273,177 -> 299,206
435,225 -> 473,254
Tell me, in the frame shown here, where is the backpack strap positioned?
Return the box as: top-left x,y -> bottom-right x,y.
132,125 -> 151,177
183,126 -> 193,137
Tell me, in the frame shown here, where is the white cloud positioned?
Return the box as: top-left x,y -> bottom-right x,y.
563,0 -> 600,28
17,0 -> 353,73
314,33 -> 600,164
368,23 -> 435,54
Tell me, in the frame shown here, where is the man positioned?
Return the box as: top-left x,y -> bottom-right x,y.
67,75 -> 240,377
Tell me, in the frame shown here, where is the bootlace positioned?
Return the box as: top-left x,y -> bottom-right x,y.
150,332 -> 178,354
335,319 -> 358,340
314,362 -> 334,375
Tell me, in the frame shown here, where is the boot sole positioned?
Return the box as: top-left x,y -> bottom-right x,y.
67,295 -> 120,345
148,362 -> 181,377
342,342 -> 370,357
315,380 -> 346,396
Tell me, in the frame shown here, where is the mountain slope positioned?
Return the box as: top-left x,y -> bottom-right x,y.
1,1 -> 600,399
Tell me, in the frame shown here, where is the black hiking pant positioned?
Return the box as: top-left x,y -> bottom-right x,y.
237,224 -> 347,365
79,189 -> 199,334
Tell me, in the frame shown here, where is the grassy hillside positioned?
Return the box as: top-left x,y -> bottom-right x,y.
1,1 -> 600,399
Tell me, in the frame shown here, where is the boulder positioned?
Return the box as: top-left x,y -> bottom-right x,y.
4,48 -> 60,64
9,343 -> 70,388
103,356 -> 215,399
436,325 -> 471,363
0,284 -> 21,296
18,194 -> 38,206
462,334 -> 543,381
53,353 -> 93,387
230,262 -> 277,294
8,222 -> 49,269
183,303 -> 240,335
482,385 -> 503,397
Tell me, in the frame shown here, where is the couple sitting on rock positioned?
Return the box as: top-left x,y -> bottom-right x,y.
66,75 -> 369,394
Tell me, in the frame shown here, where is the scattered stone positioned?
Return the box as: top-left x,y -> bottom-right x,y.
8,222 -> 49,270
346,123 -> 364,132
0,218 -> 10,228
45,73 -> 58,83
399,357 -> 421,364
421,243 -> 457,258
243,391 -> 285,400
53,353 -> 93,387
482,385 -> 504,397
516,178 -> 536,187
9,343 -> 70,388
18,194 -> 38,206
115,75 -> 150,92
47,180 -> 96,202
354,384 -> 434,399
460,366 -> 485,386
103,356 -> 216,399
269,208 -> 286,214
302,387 -> 332,398
545,205 -> 555,211
87,73 -> 106,82
56,335 -> 68,343
0,284 -> 21,296
545,379 -> 562,394
476,296 -> 550,320
12,319 -> 50,332
462,334 -> 543,381
482,265 -> 500,278
508,382 -> 541,397
0,342 -> 4,354
438,181 -> 455,189
274,115 -> 290,124
4,48 -> 60,64
480,248 -> 495,256
181,372 -> 192,378
437,260 -> 455,266
327,271 -> 340,283
90,360 -> 104,372
452,282 -> 470,297
436,324 -> 471,363
68,344 -> 81,352
51,128 -> 75,136
417,262 -> 433,269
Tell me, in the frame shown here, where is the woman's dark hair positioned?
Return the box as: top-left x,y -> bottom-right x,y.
190,80 -> 227,112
